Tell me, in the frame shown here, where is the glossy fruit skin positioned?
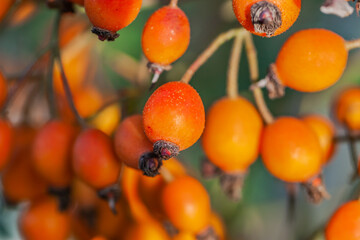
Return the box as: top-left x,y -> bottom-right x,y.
202,97 -> 263,172
162,176 -> 210,233
143,82 -> 205,151
19,197 -> 71,240
303,115 -> 335,164
275,29 -> 348,92
125,220 -> 170,240
142,6 -> 190,66
0,72 -> 8,108
73,128 -> 120,189
0,119 -> 13,171
114,115 -> 153,170
32,120 -> 76,188
232,0 -> 301,37
326,201 -> 360,240
335,87 -> 360,130
261,117 -> 322,182
84,0 -> 142,32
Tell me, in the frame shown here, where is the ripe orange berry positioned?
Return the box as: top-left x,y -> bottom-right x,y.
143,82 -> 205,159
125,220 -> 170,240
19,197 -> 71,240
59,13 -> 89,48
302,115 -> 335,164
71,178 -> 99,209
210,212 -> 226,240
266,29 -> 348,97
73,128 -> 121,190
0,0 -> 14,23
9,0 -> 37,27
2,148 -> 47,204
326,200 -> 360,240
232,0 -> 301,37
32,120 -> 76,188
202,97 -> 263,172
114,114 -> 160,176
334,87 -> 360,130
142,5 -> 190,66
0,72 -> 8,108
261,117 -> 322,182
173,232 -> 196,240
90,103 -> 121,135
84,0 -> 142,41
0,119 -> 13,171
161,176 -> 210,233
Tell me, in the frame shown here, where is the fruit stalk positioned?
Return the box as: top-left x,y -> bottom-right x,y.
180,28 -> 244,84
346,38 -> 360,50
226,31 -> 244,99
169,0 -> 178,7
244,32 -> 274,124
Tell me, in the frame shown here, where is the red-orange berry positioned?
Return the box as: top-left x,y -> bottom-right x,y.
72,128 -> 121,208
263,29 -> 348,98
84,0 -> 142,41
0,119 -> 13,171
261,117 -> 322,182
161,176 -> 210,233
0,72 -> 8,108
19,197 -> 71,240
114,114 -> 160,177
0,0 -> 14,23
32,120 -> 76,188
326,200 -> 360,240
142,5 -> 190,67
125,220 -> 170,240
232,0 -> 301,37
143,82 -> 205,159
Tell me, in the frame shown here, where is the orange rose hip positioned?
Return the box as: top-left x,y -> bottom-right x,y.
143,82 -> 205,160
84,0 -> 142,41
232,0 -> 301,37
114,114 -> 161,177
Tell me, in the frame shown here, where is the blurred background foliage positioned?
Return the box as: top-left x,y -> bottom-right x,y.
0,0 -> 360,239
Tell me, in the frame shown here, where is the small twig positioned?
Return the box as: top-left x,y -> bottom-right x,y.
226,31 -> 244,99
346,128 -> 359,176
180,28 -> 244,84
54,49 -> 87,128
286,183 -> 296,240
169,0 -> 179,7
346,38 -> 360,51
244,32 -> 274,124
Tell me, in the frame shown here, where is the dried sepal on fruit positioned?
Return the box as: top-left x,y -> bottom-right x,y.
320,0 -> 354,18
232,0 -> 301,37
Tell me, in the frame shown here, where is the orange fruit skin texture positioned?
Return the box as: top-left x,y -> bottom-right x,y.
261,117 -> 322,182
173,232 -> 197,240
72,129 -> 120,189
125,221 -> 170,240
0,0 -> 14,23
335,87 -> 360,130
202,97 -> 263,172
0,72 -> 8,108
71,178 -> 99,209
161,176 -> 210,233
302,115 -> 335,164
32,120 -> 76,188
232,0 -> 301,37
142,6 -> 190,66
2,149 -> 47,204
84,0 -> 142,32
114,114 -> 153,170
19,197 -> 71,240
143,82 -> 205,151
275,29 -> 348,92
0,119 -> 13,171
210,212 -> 226,240
326,201 -> 360,240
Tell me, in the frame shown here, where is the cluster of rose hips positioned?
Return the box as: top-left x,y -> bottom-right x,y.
1,0 -> 360,239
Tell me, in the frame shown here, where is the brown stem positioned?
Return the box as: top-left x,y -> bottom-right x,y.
180,28 -> 244,84
244,32 -> 274,124
226,32 -> 244,99
169,0 -> 179,7
346,38 -> 360,51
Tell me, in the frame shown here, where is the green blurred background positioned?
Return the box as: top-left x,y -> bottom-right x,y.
1,0 -> 360,239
